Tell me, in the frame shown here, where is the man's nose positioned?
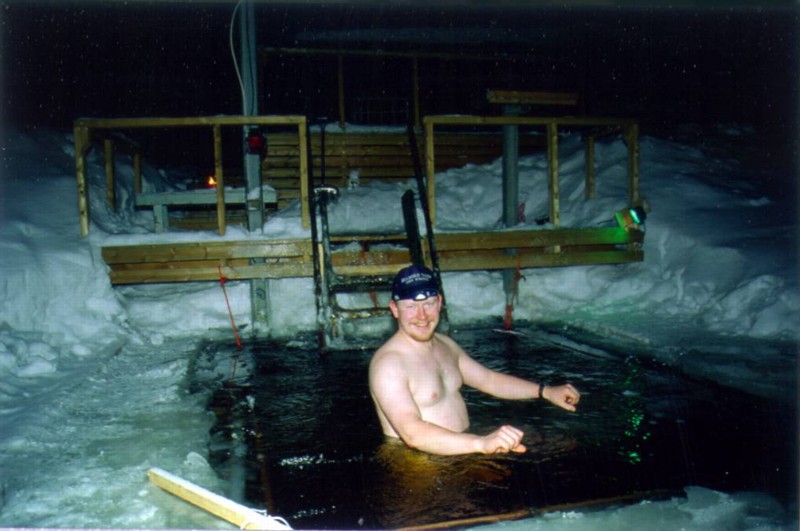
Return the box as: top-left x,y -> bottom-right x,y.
415,304 -> 427,319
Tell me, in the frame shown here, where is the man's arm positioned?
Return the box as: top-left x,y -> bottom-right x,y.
448,336 -> 581,411
369,352 -> 526,456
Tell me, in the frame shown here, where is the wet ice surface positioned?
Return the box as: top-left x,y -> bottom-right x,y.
202,326 -> 797,530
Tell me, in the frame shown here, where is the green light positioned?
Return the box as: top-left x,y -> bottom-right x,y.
629,208 -> 641,225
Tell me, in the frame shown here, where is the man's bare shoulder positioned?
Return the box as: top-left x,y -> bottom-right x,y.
370,334 -> 407,374
431,332 -> 467,359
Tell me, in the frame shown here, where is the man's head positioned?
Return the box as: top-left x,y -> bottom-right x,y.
390,265 -> 442,342
391,265 -> 439,302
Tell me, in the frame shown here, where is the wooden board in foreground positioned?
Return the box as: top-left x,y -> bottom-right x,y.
147,467 -> 292,530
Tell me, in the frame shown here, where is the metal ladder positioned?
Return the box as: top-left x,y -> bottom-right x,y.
309,125 -> 447,351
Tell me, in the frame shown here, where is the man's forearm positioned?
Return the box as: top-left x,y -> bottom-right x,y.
398,421 -> 484,456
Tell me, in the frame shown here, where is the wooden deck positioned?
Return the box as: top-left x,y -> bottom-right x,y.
102,228 -> 643,285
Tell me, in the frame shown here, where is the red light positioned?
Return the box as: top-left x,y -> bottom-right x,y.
246,131 -> 267,156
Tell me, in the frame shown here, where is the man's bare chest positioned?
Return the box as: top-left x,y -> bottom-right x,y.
408,355 -> 462,408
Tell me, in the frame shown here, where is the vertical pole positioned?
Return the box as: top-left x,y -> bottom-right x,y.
104,139 -> 116,211
501,108 -> 520,228
626,122 -> 640,205
239,0 -> 271,338
240,0 -> 263,232
213,124 -> 226,236
298,119 -> 310,229
133,151 -> 142,195
585,133 -> 596,199
424,118 -> 436,224
412,55 -> 420,130
74,123 -> 91,237
547,122 -> 560,228
337,55 -> 346,130
501,107 -> 521,330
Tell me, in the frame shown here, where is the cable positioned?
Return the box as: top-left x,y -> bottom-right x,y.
229,0 -> 247,115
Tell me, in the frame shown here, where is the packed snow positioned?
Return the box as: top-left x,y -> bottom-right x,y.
0,122 -> 796,528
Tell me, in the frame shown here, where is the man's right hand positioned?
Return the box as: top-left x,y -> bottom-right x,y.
480,425 -> 527,454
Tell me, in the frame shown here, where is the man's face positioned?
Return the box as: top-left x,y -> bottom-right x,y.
390,295 -> 442,342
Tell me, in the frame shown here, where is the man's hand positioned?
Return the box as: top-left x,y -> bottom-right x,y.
479,425 -> 527,454
543,383 -> 581,412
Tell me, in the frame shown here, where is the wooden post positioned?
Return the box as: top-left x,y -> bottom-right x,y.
104,139 -> 116,211
424,119 -> 436,224
74,123 -> 91,237
626,122 -> 640,205
585,133 -> 596,199
298,120 -> 310,229
213,124 -> 226,235
547,122 -> 560,228
133,151 -> 142,194
412,55 -> 420,130
337,55 -> 346,130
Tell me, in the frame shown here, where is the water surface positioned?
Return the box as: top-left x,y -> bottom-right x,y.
198,327 -> 796,529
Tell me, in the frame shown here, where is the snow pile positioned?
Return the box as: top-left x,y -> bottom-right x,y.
0,123 -> 796,528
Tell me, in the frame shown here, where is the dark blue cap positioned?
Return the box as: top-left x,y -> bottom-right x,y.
392,265 -> 439,301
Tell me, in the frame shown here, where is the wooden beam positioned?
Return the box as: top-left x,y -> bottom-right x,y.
412,55 -> 420,130
74,115 -> 307,129
424,115 -> 637,128
103,139 -> 116,211
147,467 -> 290,530
585,134 -> 596,199
487,90 -> 579,106
298,122 -> 310,229
424,120 -> 436,224
101,228 -> 643,284
337,55 -> 346,130
259,45 -> 536,64
547,122 -> 560,228
626,122 -> 640,205
74,124 -> 91,237
213,124 -> 225,235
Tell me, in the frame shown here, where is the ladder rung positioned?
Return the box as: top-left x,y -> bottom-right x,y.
329,275 -> 393,292
332,307 -> 391,320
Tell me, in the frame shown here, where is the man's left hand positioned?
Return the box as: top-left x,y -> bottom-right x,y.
543,383 -> 581,412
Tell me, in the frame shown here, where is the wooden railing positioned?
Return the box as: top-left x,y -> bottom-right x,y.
423,115 -> 640,225
73,115 -> 309,237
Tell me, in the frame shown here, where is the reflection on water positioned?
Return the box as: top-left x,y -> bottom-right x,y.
200,327 -> 797,529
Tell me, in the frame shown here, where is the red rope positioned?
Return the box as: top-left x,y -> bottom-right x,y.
503,253 -> 525,330
218,265 -> 243,350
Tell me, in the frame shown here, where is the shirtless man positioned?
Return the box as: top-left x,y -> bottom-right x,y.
369,265 -> 581,456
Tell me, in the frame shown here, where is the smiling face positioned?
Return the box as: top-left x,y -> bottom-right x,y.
390,294 -> 443,343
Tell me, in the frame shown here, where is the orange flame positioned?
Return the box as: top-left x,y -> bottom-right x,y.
207,175 -> 217,188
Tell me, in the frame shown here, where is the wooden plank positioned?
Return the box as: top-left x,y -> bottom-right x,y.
547,122 -> 560,228
147,467 -> 291,530
102,228 -> 643,284
434,228 -> 642,250
439,249 -> 643,271
136,187 -> 277,207
110,262 -> 315,284
102,239 -> 313,264
75,115 -> 306,129
424,115 -> 637,128
487,90 -> 579,106
74,124 -> 91,237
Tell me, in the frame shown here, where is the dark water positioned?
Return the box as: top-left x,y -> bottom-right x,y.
198,328 -> 797,529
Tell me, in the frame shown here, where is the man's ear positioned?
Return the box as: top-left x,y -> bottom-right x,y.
389,299 -> 399,318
